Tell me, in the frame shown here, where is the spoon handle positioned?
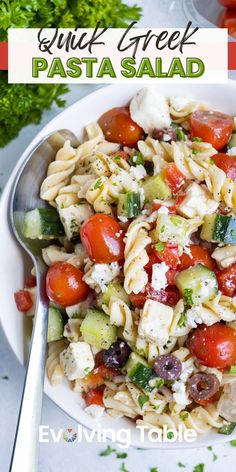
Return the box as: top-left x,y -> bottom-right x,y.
10,266 -> 48,472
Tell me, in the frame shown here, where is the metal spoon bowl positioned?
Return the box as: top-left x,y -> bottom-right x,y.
9,129 -> 79,472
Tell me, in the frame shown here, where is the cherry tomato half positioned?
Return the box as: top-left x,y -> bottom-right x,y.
163,163 -> 186,194
83,388 -> 104,407
130,283 -> 180,308
98,106 -> 144,147
80,214 -> 125,263
188,323 -> 236,369
179,245 -> 215,271
14,290 -> 33,312
190,110 -> 233,150
218,8 -> 236,37
218,0 -> 236,6
24,275 -> 36,288
46,262 -> 89,307
216,263 -> 236,296
212,153 -> 236,181
153,243 -> 180,269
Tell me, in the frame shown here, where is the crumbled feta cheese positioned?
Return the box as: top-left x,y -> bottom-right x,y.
65,294 -> 94,318
151,262 -> 169,291
138,299 -> 173,345
163,133 -> 171,142
227,146 -> 236,156
130,87 -> 171,133
130,164 -> 147,181
185,306 -> 203,328
118,215 -> 128,223
157,206 -> 169,215
86,262 -> 120,293
84,405 -> 105,419
63,319 -> 81,342
60,342 -> 94,381
172,380 -> 190,406
177,182 -> 218,219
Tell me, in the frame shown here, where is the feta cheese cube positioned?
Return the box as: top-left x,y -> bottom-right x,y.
84,405 -> 105,419
177,182 -> 218,219
84,262 -> 120,293
130,164 -> 147,181
151,262 -> 169,291
130,87 -> 171,133
60,342 -> 94,381
138,299 -> 173,345
59,203 -> 93,239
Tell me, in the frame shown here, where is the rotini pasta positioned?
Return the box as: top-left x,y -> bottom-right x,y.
15,87 -> 236,440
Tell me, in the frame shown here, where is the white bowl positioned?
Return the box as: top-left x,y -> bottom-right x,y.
1,83 -> 236,449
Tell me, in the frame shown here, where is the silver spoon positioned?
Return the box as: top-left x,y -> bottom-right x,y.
9,129 -> 79,472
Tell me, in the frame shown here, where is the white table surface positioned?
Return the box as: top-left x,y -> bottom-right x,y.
1,1 -> 236,470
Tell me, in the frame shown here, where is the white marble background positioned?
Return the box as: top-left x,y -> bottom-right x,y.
1,1 -> 236,470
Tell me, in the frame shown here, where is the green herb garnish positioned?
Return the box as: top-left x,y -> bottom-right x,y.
183,288 -> 194,306
178,312 -> 186,328
177,463 -> 186,468
193,465 -> 205,472
117,452 -> 128,459
120,463 -> 129,472
176,128 -> 185,141
130,152 -> 144,166
154,242 -> 165,253
94,178 -> 103,190
230,365 -> 236,373
230,439 -> 236,447
193,137 -> 203,142
138,394 -> 149,408
155,378 -> 164,389
100,445 -> 116,456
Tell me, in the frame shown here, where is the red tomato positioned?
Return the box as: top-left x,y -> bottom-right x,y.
212,153 -> 236,181
83,365 -> 118,389
175,193 -> 187,209
152,203 -> 176,214
190,110 -> 233,150
24,275 -> 36,288
46,262 -> 89,307
98,106 -> 144,147
179,245 -> 215,271
14,290 -> 33,312
218,8 -> 236,37
166,269 -> 178,285
80,214 -> 125,263
145,249 -> 158,272
188,323 -> 236,369
111,150 -> 130,161
163,163 -> 186,194
153,243 -> 180,269
130,283 -> 180,308
216,263 -> 236,296
83,388 -> 104,407
219,0 -> 236,6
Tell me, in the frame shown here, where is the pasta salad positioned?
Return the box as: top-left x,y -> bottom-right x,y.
14,87 -> 236,436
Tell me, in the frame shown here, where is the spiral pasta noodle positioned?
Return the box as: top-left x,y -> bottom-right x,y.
46,339 -> 68,385
124,217 -> 151,294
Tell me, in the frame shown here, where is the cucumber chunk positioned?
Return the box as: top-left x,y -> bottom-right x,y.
23,208 -> 64,240
47,307 -> 64,342
228,133 -> 236,149
125,353 -> 154,392
80,309 -> 117,349
98,282 -> 130,307
155,214 -> 187,245
117,192 -> 141,218
175,264 -> 218,305
201,214 -> 236,245
218,422 -> 236,435
142,173 -> 172,202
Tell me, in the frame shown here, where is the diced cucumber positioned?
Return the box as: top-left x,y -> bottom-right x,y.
218,422 -> 236,435
47,307 -> 64,342
155,214 -> 187,245
142,173 -> 172,202
125,353 -> 154,392
117,192 -> 141,218
58,203 -> 93,240
98,282 -> 130,307
228,133 -> 236,149
80,309 -> 117,349
175,264 -> 218,305
201,214 -> 236,245
23,208 -> 64,240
